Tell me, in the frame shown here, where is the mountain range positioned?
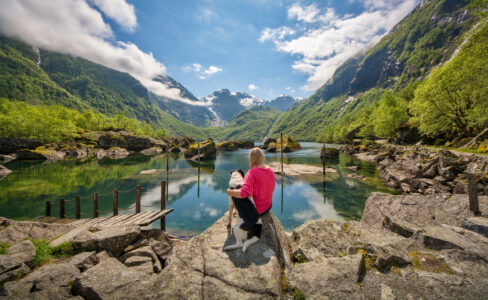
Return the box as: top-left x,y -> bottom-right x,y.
0,0 -> 484,143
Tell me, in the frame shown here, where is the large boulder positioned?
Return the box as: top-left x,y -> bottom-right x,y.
361,192 -> 488,230
321,147 -> 339,161
267,135 -> 301,153
462,217 -> 488,238
0,241 -> 35,281
216,140 -> 254,151
1,263 -> 80,297
395,123 -> 419,144
0,218 -> 73,244
184,138 -> 217,160
286,254 -> 364,299
72,257 -> 151,300
16,147 -> 66,161
263,138 -> 276,149
145,211 -> 290,299
72,225 -> 141,257
0,137 -> 44,154
97,132 -> 129,149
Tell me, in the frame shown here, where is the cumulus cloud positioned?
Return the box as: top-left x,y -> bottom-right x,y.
183,63 -> 222,79
259,26 -> 295,43
248,84 -> 258,91
0,0 -> 195,104
260,0 -> 418,91
89,0 -> 137,32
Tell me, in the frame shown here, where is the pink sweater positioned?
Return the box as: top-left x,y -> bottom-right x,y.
240,166 -> 275,215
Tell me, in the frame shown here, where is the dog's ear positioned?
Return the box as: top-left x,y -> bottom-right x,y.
237,169 -> 245,178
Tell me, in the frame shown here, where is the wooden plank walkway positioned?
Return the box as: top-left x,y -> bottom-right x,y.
68,209 -> 174,227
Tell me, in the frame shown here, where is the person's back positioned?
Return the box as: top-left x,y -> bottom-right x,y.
240,166 -> 275,215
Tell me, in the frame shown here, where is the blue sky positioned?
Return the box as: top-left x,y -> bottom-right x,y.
0,0 -> 418,102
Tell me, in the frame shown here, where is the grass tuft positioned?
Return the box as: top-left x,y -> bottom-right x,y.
408,251 -> 454,274
0,242 -> 11,254
30,239 -> 78,268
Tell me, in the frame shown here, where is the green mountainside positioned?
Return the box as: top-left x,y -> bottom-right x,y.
0,35 -> 206,139
268,0 -> 479,141
205,106 -> 282,141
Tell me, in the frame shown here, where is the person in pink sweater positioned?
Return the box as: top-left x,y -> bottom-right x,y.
227,147 -> 275,219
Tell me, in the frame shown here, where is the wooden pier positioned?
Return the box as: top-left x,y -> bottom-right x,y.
45,181 -> 172,229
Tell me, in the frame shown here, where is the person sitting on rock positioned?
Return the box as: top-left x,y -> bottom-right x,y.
227,147 -> 275,220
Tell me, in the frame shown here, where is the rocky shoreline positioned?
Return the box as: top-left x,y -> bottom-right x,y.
338,143 -> 488,196
1,190 -> 488,299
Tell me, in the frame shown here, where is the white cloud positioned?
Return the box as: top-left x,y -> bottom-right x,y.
248,84 -> 258,91
89,0 -> 137,32
0,0 -> 195,103
260,0 -> 418,91
183,63 -> 222,79
259,26 -> 295,43
204,65 -> 223,75
286,86 -> 296,94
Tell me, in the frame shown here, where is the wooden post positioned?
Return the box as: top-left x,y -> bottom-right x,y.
161,181 -> 166,231
75,196 -> 81,219
136,185 -> 141,213
93,193 -> 99,218
113,189 -> 118,216
280,132 -> 284,174
166,150 -> 169,173
60,198 -> 65,219
45,201 -> 51,217
197,142 -> 201,172
467,173 -> 480,216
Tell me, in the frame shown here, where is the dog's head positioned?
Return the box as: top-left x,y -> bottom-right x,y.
229,169 -> 244,189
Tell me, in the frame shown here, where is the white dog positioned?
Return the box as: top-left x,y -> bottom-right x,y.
225,169 -> 262,252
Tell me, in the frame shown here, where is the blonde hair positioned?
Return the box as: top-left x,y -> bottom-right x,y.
249,147 -> 265,168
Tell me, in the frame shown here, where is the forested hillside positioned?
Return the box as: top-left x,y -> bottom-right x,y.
268,0 -> 482,142
205,106 -> 282,141
0,35 -> 207,139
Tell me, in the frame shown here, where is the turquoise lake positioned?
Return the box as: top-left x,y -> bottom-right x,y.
0,143 -> 393,236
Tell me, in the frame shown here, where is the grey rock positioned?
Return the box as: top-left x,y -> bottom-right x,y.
321,147 -> 340,160
72,225 -> 140,257
148,238 -> 172,261
0,137 -> 43,155
103,147 -> 130,159
72,257 -> 150,300
124,255 -> 152,267
69,251 -> 98,272
140,146 -> 162,156
95,251 -> 111,262
287,254 -> 364,299
453,180 -> 467,194
0,263 -> 30,283
361,192 -> 488,230
123,238 -> 149,253
0,165 -> 12,179
120,245 -> 162,273
16,149 -> 66,161
0,240 -> 36,274
0,219 -> 73,243
1,288 -> 83,299
381,284 -> 396,300
418,224 -> 488,261
383,214 -> 420,238
462,217 -> 488,238
2,263 -> 79,296
0,154 -> 16,163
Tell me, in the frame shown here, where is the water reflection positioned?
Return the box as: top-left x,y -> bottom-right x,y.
0,143 -> 394,234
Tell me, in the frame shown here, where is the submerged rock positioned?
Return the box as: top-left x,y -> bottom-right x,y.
0,165 -> 12,180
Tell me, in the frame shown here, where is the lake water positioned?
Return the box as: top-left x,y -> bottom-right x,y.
0,142 -> 393,236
